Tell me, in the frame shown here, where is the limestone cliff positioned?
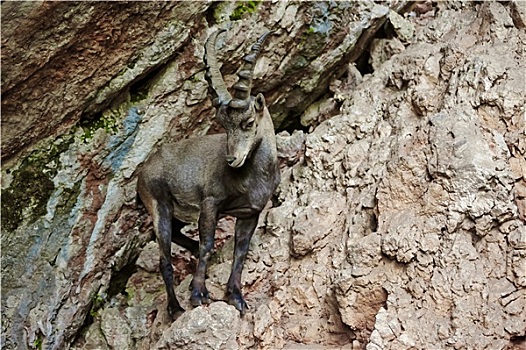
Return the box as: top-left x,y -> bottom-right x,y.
1,1 -> 525,350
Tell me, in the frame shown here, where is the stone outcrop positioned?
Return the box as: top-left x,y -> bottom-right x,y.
2,1 -> 525,350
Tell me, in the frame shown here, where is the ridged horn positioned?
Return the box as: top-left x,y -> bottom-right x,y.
204,29 -> 232,107
229,31 -> 272,109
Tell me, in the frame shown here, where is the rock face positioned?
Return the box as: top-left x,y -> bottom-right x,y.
2,1 -> 525,350
1,1 -> 210,162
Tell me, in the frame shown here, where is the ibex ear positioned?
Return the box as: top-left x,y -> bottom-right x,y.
254,93 -> 266,112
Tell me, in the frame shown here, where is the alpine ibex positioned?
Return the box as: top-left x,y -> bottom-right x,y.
137,30 -> 280,319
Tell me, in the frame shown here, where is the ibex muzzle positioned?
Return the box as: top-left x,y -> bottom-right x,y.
137,30 -> 280,319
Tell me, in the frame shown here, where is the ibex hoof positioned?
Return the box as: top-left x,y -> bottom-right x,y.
167,304 -> 185,321
190,289 -> 212,307
227,294 -> 249,316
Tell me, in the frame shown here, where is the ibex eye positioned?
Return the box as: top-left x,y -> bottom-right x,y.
244,120 -> 255,129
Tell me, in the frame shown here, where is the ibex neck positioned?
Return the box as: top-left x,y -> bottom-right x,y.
255,113 -> 278,164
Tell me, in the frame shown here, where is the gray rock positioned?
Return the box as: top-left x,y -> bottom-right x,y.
388,10 -> 415,42
153,302 -> 240,350
100,307 -> 133,350
291,191 -> 346,257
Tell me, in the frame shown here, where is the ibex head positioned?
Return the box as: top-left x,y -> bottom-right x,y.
205,30 -> 272,168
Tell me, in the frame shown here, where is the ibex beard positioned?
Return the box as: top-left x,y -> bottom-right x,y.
137,30 -> 280,320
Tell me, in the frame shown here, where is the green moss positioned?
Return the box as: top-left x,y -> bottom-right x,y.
90,293 -> 106,318
64,181 -> 82,207
79,112 -> 119,142
230,1 -> 259,21
189,73 -> 201,83
1,136 -> 74,232
306,26 -> 316,35
125,288 -> 135,302
33,337 -> 43,350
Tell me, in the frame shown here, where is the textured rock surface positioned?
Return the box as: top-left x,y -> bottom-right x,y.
1,1 -> 210,162
2,1 -> 525,350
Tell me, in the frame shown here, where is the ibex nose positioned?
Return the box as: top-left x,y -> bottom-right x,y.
226,155 -> 237,165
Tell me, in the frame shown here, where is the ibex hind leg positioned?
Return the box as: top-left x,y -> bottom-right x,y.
153,200 -> 185,320
171,217 -> 199,257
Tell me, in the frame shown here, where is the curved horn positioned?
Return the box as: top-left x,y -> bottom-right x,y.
229,31 -> 272,109
204,29 -> 232,107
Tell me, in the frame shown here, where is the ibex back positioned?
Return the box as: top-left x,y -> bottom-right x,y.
137,30 -> 280,319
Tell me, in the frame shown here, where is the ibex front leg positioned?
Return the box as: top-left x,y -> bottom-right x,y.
190,198 -> 218,306
226,214 -> 259,315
